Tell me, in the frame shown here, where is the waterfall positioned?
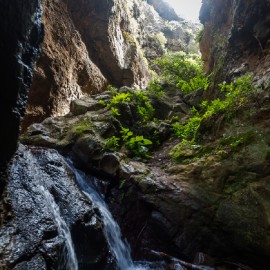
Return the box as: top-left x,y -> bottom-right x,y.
39,186 -> 78,270
67,160 -> 150,270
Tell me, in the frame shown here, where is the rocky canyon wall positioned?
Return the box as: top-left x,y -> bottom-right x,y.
23,0 -> 108,128
200,0 -> 270,95
23,0 -> 200,128
0,0 -> 43,174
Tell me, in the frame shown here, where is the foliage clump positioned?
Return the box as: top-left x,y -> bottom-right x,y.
100,86 -> 159,160
172,75 -> 253,143
171,75 -> 254,161
152,51 -> 209,94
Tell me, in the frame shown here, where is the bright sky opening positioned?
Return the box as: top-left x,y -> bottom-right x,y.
165,0 -> 202,22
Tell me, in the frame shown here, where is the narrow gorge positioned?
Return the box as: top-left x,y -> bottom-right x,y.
1,0 -> 270,269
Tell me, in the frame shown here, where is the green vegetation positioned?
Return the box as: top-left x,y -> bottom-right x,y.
65,119 -> 93,140
104,136 -> 120,151
172,75 -> 253,143
121,128 -> 152,160
101,86 -> 155,124
195,28 -> 204,43
153,32 -> 167,48
146,79 -> 165,98
152,51 -> 209,94
104,127 -> 153,160
100,87 -> 156,160
170,75 -> 254,161
100,54 -> 254,164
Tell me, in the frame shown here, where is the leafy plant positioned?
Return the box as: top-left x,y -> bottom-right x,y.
107,84 -> 118,96
137,102 -> 155,123
153,51 -> 209,94
109,93 -> 132,108
146,79 -> 165,98
195,28 -> 204,43
120,127 -> 152,159
153,32 -> 167,48
120,127 -> 134,141
104,136 -> 120,151
125,135 -> 152,160
111,107 -> 121,116
172,75 -> 253,143
172,116 -> 201,141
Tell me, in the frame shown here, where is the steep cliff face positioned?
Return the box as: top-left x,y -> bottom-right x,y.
24,0 -> 200,129
23,0 -> 107,129
0,0 -> 43,173
200,0 -> 270,92
24,0 -> 152,128
146,0 -> 180,21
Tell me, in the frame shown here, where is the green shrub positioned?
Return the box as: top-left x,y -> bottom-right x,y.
125,135 -> 152,160
137,102 -> 155,123
153,32 -> 167,48
104,136 -> 120,151
109,93 -> 132,107
146,79 -> 165,98
153,51 -> 209,94
107,84 -> 118,96
195,28 -> 204,43
120,127 -> 152,160
172,116 -> 201,141
172,75 -> 253,143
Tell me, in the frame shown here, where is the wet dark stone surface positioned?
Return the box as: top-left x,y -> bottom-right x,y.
0,0 -> 43,174
0,145 -> 113,269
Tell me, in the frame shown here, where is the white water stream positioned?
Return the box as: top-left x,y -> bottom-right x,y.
69,162 -> 147,270
39,185 -> 79,270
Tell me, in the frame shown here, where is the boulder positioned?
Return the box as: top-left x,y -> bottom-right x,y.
70,96 -> 104,116
0,145 -> 113,269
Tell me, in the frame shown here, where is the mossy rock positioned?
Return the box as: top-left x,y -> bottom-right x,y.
169,140 -> 206,162
216,180 -> 270,256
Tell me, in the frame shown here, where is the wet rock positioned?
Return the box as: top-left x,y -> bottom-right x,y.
0,145 -> 113,269
73,135 -> 104,163
12,255 -> 47,270
100,153 -> 120,176
0,0 -> 43,171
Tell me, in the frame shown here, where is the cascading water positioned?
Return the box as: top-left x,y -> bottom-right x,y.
39,185 -> 78,270
67,160 -> 146,270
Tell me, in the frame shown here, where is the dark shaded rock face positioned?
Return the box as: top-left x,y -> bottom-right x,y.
0,145 -> 113,269
0,0 -> 43,172
200,0 -> 270,89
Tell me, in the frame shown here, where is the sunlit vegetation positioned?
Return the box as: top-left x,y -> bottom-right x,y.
170,75 -> 254,161
152,51 -> 209,94
102,51 -> 254,163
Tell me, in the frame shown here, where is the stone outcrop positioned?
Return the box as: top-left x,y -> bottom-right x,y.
0,0 -> 43,172
146,0 -> 181,21
200,0 -> 270,94
0,145 -> 113,269
24,0 -> 153,129
23,0 -> 107,129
